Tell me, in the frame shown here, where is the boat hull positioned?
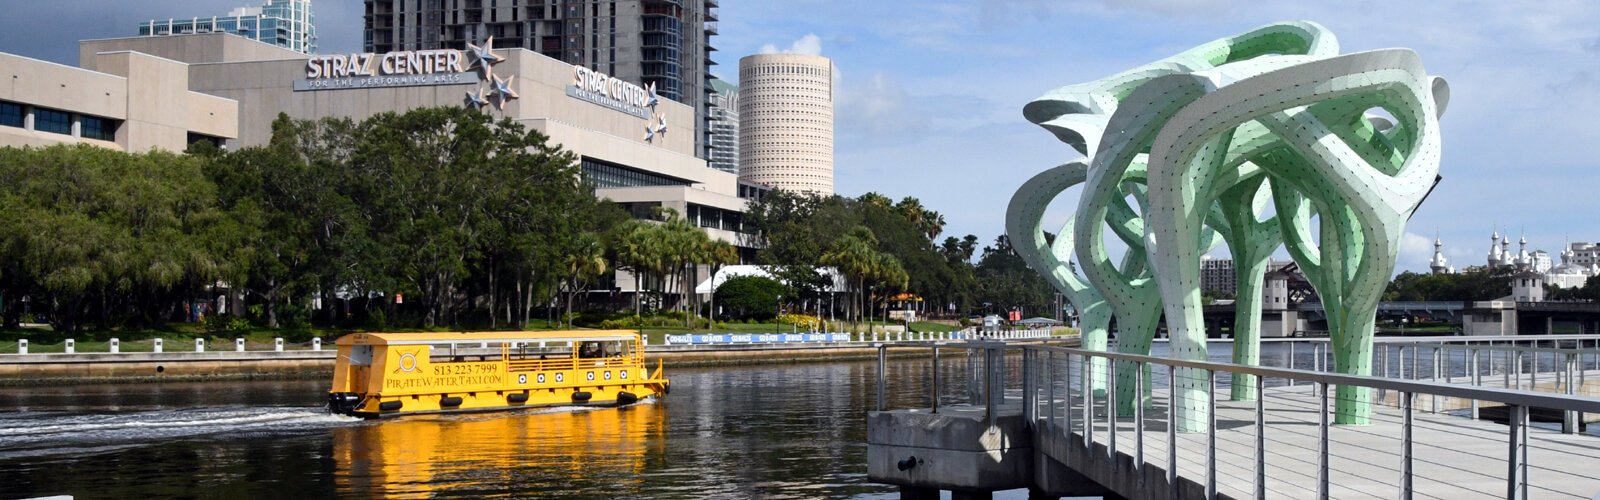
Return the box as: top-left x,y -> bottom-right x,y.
330,378 -> 668,418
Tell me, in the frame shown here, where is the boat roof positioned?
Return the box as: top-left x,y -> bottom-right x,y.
335,330 -> 640,346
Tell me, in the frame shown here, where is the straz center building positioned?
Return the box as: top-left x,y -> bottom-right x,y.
2,33 -> 762,296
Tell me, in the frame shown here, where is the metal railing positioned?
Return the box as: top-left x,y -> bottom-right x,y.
874,339 -> 1600,499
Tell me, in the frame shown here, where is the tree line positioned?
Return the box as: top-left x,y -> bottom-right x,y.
0,107 -> 741,332
0,105 -> 1057,333
741,190 -> 1057,326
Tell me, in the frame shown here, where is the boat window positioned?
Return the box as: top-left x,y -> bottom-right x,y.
347,345 -> 373,366
579,341 -> 604,359
430,342 -> 506,363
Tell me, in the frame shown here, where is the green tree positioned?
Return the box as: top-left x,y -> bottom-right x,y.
714,275 -> 791,321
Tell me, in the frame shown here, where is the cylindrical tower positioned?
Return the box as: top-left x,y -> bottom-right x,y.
737,53 -> 834,195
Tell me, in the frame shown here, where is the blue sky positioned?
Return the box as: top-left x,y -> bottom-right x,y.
3,1 -> 1598,274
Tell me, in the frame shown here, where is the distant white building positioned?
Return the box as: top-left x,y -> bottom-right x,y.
1429,236 -> 1454,274
1547,242 -> 1600,288
1477,231 -> 1598,288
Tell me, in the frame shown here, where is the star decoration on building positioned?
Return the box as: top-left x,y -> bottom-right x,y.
466,36 -> 506,79
645,82 -> 659,110
489,74 -> 519,110
464,87 -> 490,109
644,113 -> 667,142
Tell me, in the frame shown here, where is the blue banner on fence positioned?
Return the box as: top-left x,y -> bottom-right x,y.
664,333 -> 853,345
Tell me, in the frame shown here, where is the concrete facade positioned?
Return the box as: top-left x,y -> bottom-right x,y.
0,49 -> 238,152
5,32 -> 756,253
70,35 -> 753,251
363,0 -> 717,160
737,53 -> 834,195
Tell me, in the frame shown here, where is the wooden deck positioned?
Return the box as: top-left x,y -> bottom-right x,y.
1036,381 -> 1600,499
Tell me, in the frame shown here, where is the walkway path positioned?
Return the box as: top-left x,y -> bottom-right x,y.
1039,382 -> 1600,499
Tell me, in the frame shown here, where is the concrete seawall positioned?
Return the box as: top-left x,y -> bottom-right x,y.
0,341 -> 962,386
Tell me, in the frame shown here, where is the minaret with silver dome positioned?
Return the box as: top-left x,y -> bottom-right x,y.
1487,230 -> 1505,267
1514,234 -> 1532,271
1429,236 -> 1453,274
1433,235 -> 1459,274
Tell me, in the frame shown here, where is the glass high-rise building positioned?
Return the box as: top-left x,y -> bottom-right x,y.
364,0 -> 718,161
707,78 -> 738,174
138,0 -> 317,54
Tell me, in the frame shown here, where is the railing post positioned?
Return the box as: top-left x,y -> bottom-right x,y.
1505,350 -> 1512,389
1167,365 -> 1178,500
1401,391 -> 1414,500
1411,344 -> 1419,381
876,343 -> 886,412
1065,352 -> 1073,435
1108,358 -> 1118,464
1432,347 -> 1441,413
1083,354 -> 1093,447
1289,342 -> 1297,387
1255,374 -> 1266,500
1046,350 -> 1054,425
987,346 -> 1000,428
1444,346 -> 1454,384
1564,352 -> 1578,434
1206,369 -> 1217,500
968,345 -> 981,405
1023,349 -> 1035,426
1318,381 -> 1330,500
1471,348 -> 1481,420
1507,404 -> 1528,500
1533,350 -> 1540,388
1514,350 -> 1522,390
932,345 -> 941,414
1135,360 -> 1145,478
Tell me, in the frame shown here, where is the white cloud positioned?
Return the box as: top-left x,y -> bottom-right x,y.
789,34 -> 823,55
759,33 -> 824,56
1398,232 -> 1436,273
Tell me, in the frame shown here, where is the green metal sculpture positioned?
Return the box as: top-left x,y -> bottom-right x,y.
1012,20 -> 1447,430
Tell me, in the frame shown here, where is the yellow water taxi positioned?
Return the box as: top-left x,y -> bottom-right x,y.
328,330 -> 668,418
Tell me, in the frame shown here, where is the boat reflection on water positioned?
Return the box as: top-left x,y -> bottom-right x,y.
332,401 -> 667,497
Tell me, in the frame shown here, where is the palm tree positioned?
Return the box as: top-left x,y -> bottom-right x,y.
614,220 -> 659,316
921,209 -> 947,240
821,226 -> 881,328
701,239 -> 739,329
859,192 -> 893,208
560,232 -> 607,327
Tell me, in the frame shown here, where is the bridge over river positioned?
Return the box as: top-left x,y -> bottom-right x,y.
867,336 -> 1600,499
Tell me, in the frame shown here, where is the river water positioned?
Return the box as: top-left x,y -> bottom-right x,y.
0,357 -> 964,499
0,341 -> 1495,498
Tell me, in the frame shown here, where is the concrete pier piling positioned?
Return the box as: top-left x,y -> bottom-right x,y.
109,338 -> 120,353
234,338 -> 244,352
153,338 -> 163,353
274,338 -> 284,352
312,338 -> 322,351
195,338 -> 205,352
64,339 -> 74,354
17,339 -> 26,354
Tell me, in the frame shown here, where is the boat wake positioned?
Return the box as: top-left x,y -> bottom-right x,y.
0,407 -> 361,459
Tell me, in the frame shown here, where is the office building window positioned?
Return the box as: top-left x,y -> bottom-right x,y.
580,157 -> 690,188
34,108 -> 71,135
0,101 -> 22,128
80,115 -> 118,141
187,132 -> 224,149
